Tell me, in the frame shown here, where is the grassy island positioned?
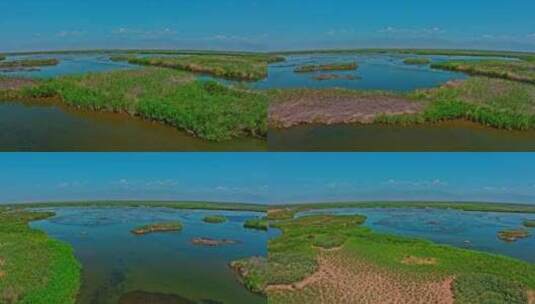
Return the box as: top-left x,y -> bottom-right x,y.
0,209 -> 80,304
0,58 -> 59,69
403,57 -> 431,65
126,54 -> 283,81
230,257 -> 269,294
294,62 -> 358,73
203,215 -> 228,224
131,221 -> 183,235
524,220 -> 535,228
238,214 -> 535,303
17,68 -> 267,141
243,218 -> 269,231
497,229 -> 531,242
431,60 -> 535,84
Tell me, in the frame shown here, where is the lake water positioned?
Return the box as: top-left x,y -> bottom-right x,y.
251,54 -> 484,91
0,102 -> 265,151
0,54 -> 136,78
297,208 -> 535,263
268,120 -> 535,151
31,207 -> 275,304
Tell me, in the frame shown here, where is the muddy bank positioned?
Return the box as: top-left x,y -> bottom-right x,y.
269,90 -> 424,128
119,290 -> 223,304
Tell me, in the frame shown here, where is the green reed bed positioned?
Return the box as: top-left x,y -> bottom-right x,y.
294,62 -> 358,73
403,57 -> 431,65
0,209 -> 80,304
0,58 -> 59,69
243,218 -> 269,231
524,220 -> 535,228
131,221 -> 183,235
126,54 -> 282,81
203,215 -> 228,224
431,60 -> 535,84
21,68 -> 268,141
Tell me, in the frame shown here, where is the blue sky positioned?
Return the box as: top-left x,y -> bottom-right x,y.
1,0 -> 535,52
1,153 -> 535,204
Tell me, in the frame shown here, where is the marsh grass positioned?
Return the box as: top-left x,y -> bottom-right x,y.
127,54 -> 281,81
131,221 -> 183,235
403,57 -> 431,65
230,257 -> 268,294
0,209 -> 80,304
243,218 -> 269,231
294,62 -> 358,73
22,68 -> 268,141
264,214 -> 535,303
0,58 -> 59,69
203,215 -> 227,224
524,220 -> 535,228
497,229 -> 531,242
431,60 -> 535,84
0,55 -> 5,61
109,54 -> 136,62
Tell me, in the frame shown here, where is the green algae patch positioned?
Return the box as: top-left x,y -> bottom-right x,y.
0,209 -> 81,304
203,215 -> 228,224
131,221 -> 183,235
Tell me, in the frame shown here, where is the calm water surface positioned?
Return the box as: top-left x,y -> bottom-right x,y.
268,120 -> 535,151
297,208 -> 535,263
31,207 -> 276,304
0,102 -> 265,151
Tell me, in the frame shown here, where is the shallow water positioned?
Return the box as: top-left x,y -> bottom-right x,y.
268,120 -> 535,151
297,208 -> 535,263
0,102 -> 266,151
0,54 -> 136,78
31,207 -> 275,304
252,54 -> 481,91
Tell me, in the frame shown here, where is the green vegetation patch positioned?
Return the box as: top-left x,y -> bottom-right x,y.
230,257 -> 269,294
403,57 -> 431,65
0,58 -> 59,69
128,54 -> 283,81
22,68 -> 267,141
497,229 -> 531,242
524,220 -> 535,228
203,215 -> 227,224
262,214 -> 535,303
266,208 -> 297,221
0,55 -> 5,61
431,60 -> 535,84
131,221 -> 183,235
294,62 -> 358,73
243,218 -> 269,231
109,54 -> 136,62
0,209 -> 80,304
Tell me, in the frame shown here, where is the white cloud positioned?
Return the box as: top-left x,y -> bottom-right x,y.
384,178 -> 448,187
378,26 -> 445,36
112,27 -> 178,38
56,30 -> 86,38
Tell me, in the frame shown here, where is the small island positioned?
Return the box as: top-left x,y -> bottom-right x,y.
243,218 -> 269,231
295,62 -> 358,73
403,57 -> 431,65
131,221 -> 183,235
203,215 -> 228,224
191,237 -> 239,247
497,229 -> 531,242
524,220 -> 535,228
0,58 -> 59,69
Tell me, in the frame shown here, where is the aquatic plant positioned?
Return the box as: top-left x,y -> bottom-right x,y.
243,218 -> 269,231
127,54 -> 281,81
203,215 -> 227,224
403,57 -> 431,65
0,58 -> 59,69
431,60 -> 535,84
230,257 -> 269,294
131,221 -> 183,235
294,62 -> 358,73
0,55 -> 5,61
497,229 -> 531,242
22,68 -> 268,141
524,220 -> 535,228
266,208 -> 296,220
0,210 -> 80,304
